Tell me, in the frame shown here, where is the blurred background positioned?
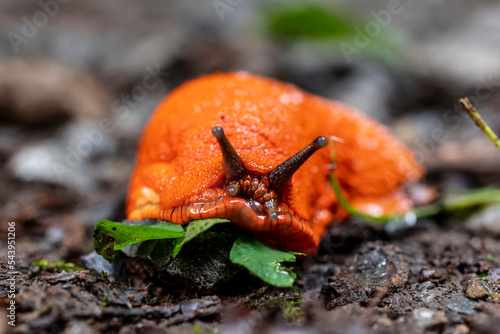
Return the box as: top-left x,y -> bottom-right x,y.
1,0 -> 500,265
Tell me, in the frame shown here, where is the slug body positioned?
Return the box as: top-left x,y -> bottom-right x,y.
127,72 -> 423,256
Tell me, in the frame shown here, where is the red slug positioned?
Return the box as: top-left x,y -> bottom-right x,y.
126,72 -> 423,256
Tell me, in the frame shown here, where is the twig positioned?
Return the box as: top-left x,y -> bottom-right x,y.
458,97 -> 500,151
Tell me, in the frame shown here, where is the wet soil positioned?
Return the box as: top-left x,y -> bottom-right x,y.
1,1 -> 500,333
2,207 -> 500,333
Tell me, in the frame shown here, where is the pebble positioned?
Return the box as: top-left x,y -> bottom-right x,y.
420,268 -> 444,281
465,280 -> 491,299
324,243 -> 409,308
466,204 -> 500,235
452,324 -> 470,334
414,287 -> 447,304
441,294 -> 477,315
8,121 -> 117,194
62,321 -> 93,334
412,308 -> 448,330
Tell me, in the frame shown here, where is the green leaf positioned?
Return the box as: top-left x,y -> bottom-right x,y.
229,233 -> 303,287
93,220 -> 185,262
172,218 -> 230,258
267,6 -> 355,39
265,4 -> 406,65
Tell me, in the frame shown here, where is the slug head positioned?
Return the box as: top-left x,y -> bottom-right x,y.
212,126 -> 328,221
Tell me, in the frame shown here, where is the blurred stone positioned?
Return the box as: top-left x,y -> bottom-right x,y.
441,294 -> 477,315
407,183 -> 437,207
452,324 -> 470,334
0,57 -> 110,126
347,243 -> 409,291
486,268 -> 500,283
466,204 -> 500,236
412,308 -> 448,331
43,227 -> 65,250
110,90 -> 166,140
413,286 -> 447,304
324,243 -> 409,309
81,251 -> 133,283
59,122 -> 117,158
62,321 -> 93,334
326,63 -> 395,122
324,277 -> 367,309
430,136 -> 500,172
420,268 -> 444,282
8,139 -> 93,193
8,121 -> 117,194
468,312 -> 500,334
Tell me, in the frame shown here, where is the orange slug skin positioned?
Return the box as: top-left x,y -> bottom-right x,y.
126,72 -> 424,256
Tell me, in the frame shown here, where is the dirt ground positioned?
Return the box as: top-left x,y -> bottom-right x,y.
1,1 -> 500,333
2,210 -> 500,333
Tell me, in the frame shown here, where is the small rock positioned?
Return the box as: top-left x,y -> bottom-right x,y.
347,243 -> 409,293
324,243 -> 409,308
324,277 -> 368,309
465,280 -> 491,299
8,121 -> 117,194
414,286 -> 447,304
416,281 -> 436,291
180,297 -> 221,320
468,312 -> 500,334
412,308 -> 448,331
375,315 -> 393,328
486,268 -> 500,283
81,250 -> 133,282
441,294 -> 477,315
466,204 -> 500,235
451,324 -> 470,334
420,268 -> 444,282
63,321 -> 93,334
326,63 -> 395,122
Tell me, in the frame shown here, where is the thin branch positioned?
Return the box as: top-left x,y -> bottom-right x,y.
459,97 -> 500,151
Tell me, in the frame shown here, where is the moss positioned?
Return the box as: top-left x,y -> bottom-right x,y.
30,259 -> 83,272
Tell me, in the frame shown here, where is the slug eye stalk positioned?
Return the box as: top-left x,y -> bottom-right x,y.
212,126 -> 247,178
268,136 -> 328,189
213,126 -> 328,221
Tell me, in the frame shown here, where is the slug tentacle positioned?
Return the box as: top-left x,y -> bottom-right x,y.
212,127 -> 328,223
268,136 -> 328,190
212,126 -> 247,178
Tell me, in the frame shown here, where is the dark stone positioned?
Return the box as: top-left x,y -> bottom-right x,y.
118,220 -> 245,293
324,242 -> 409,309
441,294 -> 477,315
324,277 -> 367,309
